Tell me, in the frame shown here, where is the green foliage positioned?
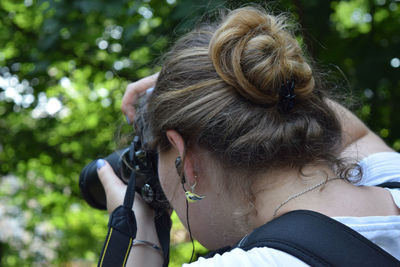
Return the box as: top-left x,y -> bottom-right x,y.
169,212 -> 208,267
0,0 -> 399,266
331,0 -> 372,36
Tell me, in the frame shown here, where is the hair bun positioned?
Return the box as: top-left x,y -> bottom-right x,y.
209,7 -> 315,105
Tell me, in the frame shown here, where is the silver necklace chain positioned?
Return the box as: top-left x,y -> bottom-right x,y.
273,177 -> 341,218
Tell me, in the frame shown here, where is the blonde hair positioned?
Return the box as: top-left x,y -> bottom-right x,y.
143,7 -> 342,176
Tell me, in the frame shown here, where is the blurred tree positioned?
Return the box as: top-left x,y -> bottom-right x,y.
0,0 -> 399,266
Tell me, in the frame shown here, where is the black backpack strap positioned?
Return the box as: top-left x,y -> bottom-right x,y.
377,181 -> 400,189
236,210 -> 400,267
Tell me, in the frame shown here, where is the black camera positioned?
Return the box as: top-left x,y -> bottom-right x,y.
79,136 -> 170,212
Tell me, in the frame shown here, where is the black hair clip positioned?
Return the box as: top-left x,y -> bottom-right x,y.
278,79 -> 296,113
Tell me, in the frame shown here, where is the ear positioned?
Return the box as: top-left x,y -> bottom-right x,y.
166,130 -> 185,157
166,130 -> 197,185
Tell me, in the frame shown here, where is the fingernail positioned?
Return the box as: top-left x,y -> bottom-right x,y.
96,159 -> 106,169
146,87 -> 154,95
125,115 -> 131,124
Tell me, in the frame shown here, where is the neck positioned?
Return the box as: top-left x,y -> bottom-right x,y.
249,164 -> 344,228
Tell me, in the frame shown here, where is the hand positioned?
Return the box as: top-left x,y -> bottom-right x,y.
97,159 -> 163,267
96,159 -> 156,222
122,73 -> 159,124
96,159 -> 126,213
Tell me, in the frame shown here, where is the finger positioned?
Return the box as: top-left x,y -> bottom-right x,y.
96,159 -> 126,212
96,159 -> 125,189
122,73 -> 158,122
122,73 -> 159,124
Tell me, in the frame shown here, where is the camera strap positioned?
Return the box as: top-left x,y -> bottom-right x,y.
155,211 -> 172,267
98,168 -> 137,267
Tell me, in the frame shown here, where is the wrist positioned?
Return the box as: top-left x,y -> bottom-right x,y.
135,220 -> 160,247
134,194 -> 156,225
132,239 -> 163,257
128,240 -> 164,267
133,197 -> 160,247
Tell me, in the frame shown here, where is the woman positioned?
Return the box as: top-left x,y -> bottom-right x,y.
97,6 -> 400,266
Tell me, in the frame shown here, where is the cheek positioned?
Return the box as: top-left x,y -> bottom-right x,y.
158,156 -> 182,206
157,156 -> 189,229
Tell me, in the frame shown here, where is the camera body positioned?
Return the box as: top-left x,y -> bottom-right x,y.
79,136 -> 170,212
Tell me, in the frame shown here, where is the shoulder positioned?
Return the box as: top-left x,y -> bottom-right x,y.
355,152 -> 400,186
183,247 -> 309,267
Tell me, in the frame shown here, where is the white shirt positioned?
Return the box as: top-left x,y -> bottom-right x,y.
184,152 -> 400,266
